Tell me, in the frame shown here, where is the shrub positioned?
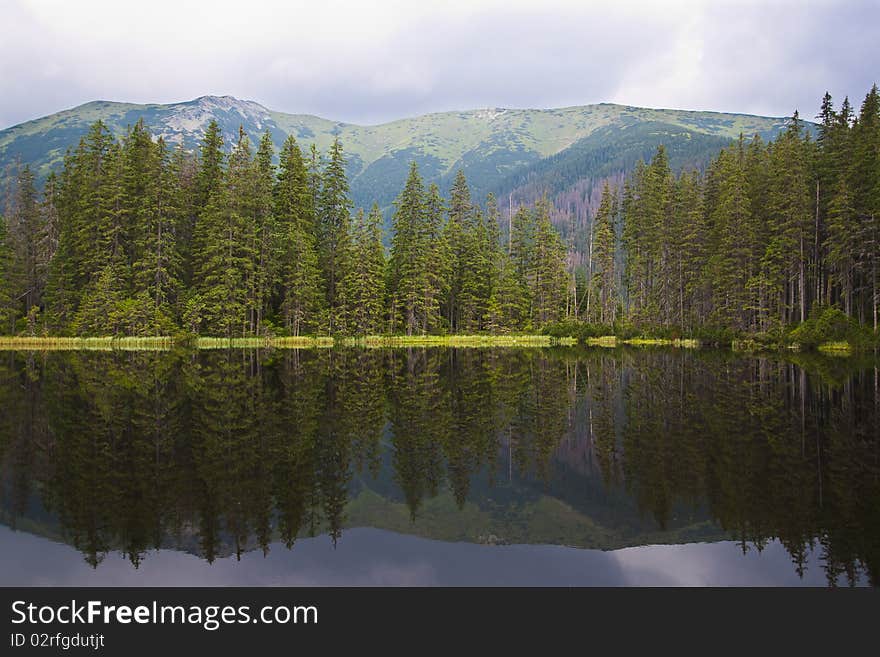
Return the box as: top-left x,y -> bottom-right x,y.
788,305 -> 864,349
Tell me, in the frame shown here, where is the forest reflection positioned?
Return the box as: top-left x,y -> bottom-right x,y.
0,347 -> 877,586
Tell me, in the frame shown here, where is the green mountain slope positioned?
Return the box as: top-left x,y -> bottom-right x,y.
1,453 -> 726,562
496,120 -> 737,199
0,95 -> 800,217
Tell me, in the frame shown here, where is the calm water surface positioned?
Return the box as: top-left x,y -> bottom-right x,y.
0,347 -> 877,586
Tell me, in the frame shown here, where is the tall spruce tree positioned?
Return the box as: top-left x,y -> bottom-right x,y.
195,119 -> 224,210
621,159 -> 648,321
423,183 -> 451,333
486,250 -> 528,332
645,145 -> 674,324
338,205 -> 386,334
826,175 -> 858,315
129,136 -> 181,332
9,165 -> 43,318
671,169 -> 706,330
317,138 -> 353,331
389,162 -> 429,334
73,136 -> 131,335
250,131 -> 276,332
191,129 -> 257,337
275,135 -> 326,335
170,145 -> 199,288
590,183 -> 618,325
707,138 -> 757,330
531,197 -> 568,325
765,113 -> 812,324
443,170 -> 471,330
0,214 -> 13,333
850,86 -> 880,329
510,205 -> 537,324
43,121 -> 114,330
441,171 -> 497,331
38,172 -> 60,304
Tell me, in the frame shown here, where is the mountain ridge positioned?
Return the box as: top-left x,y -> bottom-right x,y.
0,94 -> 806,233
4,94 -> 794,129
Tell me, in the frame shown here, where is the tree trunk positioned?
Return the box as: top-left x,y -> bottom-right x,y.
799,235 -> 806,322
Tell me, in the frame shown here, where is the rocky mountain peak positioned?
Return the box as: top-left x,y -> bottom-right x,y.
158,95 -> 274,145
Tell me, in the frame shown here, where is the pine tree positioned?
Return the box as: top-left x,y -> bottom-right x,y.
130,136 -> 181,332
825,176 -> 858,315
250,131 -> 276,333
483,193 -> 503,312
644,145 -> 674,324
338,205 -> 386,334
195,119 -> 224,210
850,86 -> 879,223
38,172 -> 61,302
72,260 -> 129,335
45,120 -> 121,330
765,113 -> 812,324
0,214 -> 14,333
510,205 -> 537,324
671,169 -> 707,330
170,145 -> 199,288
43,152 -> 80,331
850,86 -> 880,330
121,119 -> 154,262
742,134 -> 772,328
531,197 -> 568,325
591,183 -> 618,325
317,138 -> 353,331
275,135 -> 326,335
9,165 -> 43,318
72,136 -> 131,335
707,138 -> 757,330
486,192 -> 526,332
441,170 -> 495,331
307,144 -> 322,217
191,129 -> 257,337
621,159 -> 648,321
486,251 -> 528,332
423,183 -> 450,333
443,170 -> 471,330
389,162 -> 429,334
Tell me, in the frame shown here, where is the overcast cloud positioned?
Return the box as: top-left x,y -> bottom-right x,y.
1,0 -> 877,129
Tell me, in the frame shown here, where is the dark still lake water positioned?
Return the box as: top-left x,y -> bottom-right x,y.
0,347 -> 877,586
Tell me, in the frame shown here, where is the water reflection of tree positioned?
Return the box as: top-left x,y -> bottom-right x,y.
604,350 -> 879,586
0,353 -> 46,529
0,348 -> 876,585
387,349 -> 448,519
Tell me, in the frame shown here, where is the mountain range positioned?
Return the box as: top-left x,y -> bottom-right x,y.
0,95 -> 804,234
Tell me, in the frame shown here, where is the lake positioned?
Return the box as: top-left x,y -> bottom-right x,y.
0,347 -> 877,586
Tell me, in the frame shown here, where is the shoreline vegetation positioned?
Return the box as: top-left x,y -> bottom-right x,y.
0,332 -> 874,353
0,334 -> 576,350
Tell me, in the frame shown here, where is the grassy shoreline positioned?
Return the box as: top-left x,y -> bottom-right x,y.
195,336 -> 335,349
0,334 -> 575,351
343,335 -> 575,348
0,336 -> 174,351
583,336 -> 701,348
0,334 -> 870,354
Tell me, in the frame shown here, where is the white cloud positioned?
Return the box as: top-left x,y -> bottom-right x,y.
1,0 -> 877,128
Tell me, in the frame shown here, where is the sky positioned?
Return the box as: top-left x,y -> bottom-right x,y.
1,0 -> 878,129
1,525 -> 841,586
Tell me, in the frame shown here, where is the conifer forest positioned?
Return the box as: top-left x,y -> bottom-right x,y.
0,86 -> 878,348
